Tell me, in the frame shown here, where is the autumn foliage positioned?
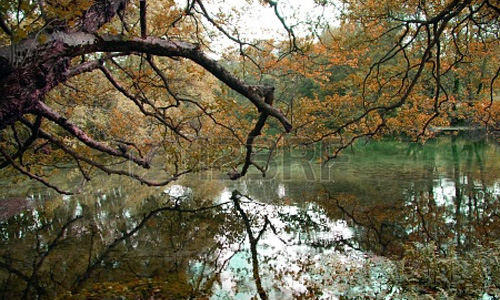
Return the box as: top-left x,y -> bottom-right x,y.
0,0 -> 499,191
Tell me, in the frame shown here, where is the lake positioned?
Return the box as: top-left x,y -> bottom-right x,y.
1,135 -> 500,299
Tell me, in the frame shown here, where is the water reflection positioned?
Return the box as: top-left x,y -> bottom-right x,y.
207,189 -> 380,300
0,184 -> 235,299
1,136 -> 500,299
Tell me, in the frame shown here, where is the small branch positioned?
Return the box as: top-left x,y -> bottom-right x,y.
230,88 -> 276,179
31,101 -> 151,169
140,0 -> 147,39
0,13 -> 12,36
20,117 -> 190,187
194,0 -> 261,52
180,98 -> 245,145
64,53 -> 129,78
229,111 -> 269,180
262,0 -> 301,53
37,0 -> 51,23
99,64 -> 192,142
0,147 -> 74,195
0,116 -> 42,169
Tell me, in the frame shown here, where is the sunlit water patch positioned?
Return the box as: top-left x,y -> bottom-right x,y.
188,188 -> 397,299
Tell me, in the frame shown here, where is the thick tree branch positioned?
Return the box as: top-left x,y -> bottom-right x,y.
0,34 -> 291,142
35,34 -> 293,132
139,38 -> 290,130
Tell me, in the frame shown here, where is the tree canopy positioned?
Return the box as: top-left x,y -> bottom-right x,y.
1,0 -> 499,193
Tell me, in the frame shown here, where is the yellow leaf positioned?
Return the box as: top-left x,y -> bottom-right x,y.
20,1 -> 30,11
38,34 -> 49,44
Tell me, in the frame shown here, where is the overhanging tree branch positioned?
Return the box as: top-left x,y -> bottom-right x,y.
0,0 -> 297,189
60,34 -> 292,132
20,117 -> 187,187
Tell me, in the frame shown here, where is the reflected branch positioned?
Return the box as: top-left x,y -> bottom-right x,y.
0,216 -> 82,299
231,190 -> 268,300
72,200 -> 230,293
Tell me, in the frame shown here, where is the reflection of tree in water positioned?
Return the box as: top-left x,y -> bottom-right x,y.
2,137 -> 500,299
321,137 -> 500,255
0,188 -> 244,299
231,190 -> 269,300
1,187 -> 360,299
320,191 -> 407,257
209,190 -> 389,299
318,137 -> 500,297
407,137 -> 500,253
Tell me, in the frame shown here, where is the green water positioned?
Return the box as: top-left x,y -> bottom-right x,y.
1,135 -> 500,299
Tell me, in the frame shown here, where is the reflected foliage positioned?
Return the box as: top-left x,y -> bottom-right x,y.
0,186 -> 243,299
318,135 -> 500,298
1,136 -> 500,299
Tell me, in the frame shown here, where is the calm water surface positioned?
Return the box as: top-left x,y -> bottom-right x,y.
1,135 -> 500,299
